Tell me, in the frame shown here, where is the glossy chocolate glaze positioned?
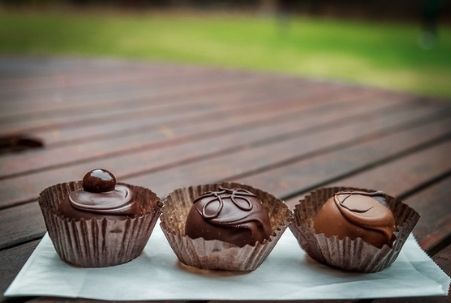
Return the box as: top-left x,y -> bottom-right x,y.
59,169 -> 140,219
313,190 -> 396,248
69,185 -> 134,214
185,187 -> 272,247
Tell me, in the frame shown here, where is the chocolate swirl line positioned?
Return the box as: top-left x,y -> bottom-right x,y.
69,185 -> 134,215
193,187 -> 256,219
334,190 -> 385,213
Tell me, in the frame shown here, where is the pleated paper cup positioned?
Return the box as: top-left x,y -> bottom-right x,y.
160,182 -> 292,272
290,186 -> 420,273
39,181 -> 162,267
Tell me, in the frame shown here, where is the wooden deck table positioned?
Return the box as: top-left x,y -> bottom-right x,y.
0,57 -> 450,303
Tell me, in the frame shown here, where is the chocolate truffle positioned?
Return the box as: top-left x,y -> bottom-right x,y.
313,190 -> 396,248
185,187 -> 272,247
59,169 -> 141,219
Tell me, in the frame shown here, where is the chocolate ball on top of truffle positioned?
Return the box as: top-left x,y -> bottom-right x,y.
82,168 -> 116,193
313,190 -> 396,248
185,187 -> 272,247
59,169 -> 141,219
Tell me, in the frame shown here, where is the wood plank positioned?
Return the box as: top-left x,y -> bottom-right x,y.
0,57 -> 127,81
11,76 -> 293,144
0,57 -> 164,78
0,63 -> 253,103
0,58 -> 240,87
0,70 -> 234,108
404,178 -> 451,252
0,72 -> 269,121
0,84 -> 366,180
2,72 -> 265,129
0,202 -> 45,249
0,76 -> 327,138
0,75 -> 277,124
233,116 -> 451,202
0,66 -> 263,112
323,143 -> 451,200
0,94 -> 429,209
0,240 -> 39,301
0,64 -> 207,94
31,82 -> 353,147
0,77 -> 283,135
0,75 -> 259,123
1,107 -> 449,249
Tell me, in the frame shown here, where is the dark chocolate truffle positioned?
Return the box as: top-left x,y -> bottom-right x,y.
313,190 -> 396,248
59,169 -> 141,219
185,187 -> 272,247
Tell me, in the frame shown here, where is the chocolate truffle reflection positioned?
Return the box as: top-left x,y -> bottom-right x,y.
313,191 -> 396,248
185,187 -> 272,247
59,169 -> 140,219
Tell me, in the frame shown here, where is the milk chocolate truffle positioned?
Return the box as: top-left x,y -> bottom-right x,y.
59,169 -> 142,219
313,190 -> 396,248
185,187 -> 272,247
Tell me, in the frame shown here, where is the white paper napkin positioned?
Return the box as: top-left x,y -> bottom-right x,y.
5,223 -> 450,301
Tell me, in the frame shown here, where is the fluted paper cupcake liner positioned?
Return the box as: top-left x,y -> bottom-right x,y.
160,182 -> 292,272
39,181 -> 162,267
289,186 -> 420,273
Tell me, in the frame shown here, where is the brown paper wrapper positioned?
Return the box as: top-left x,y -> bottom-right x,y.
289,186 -> 420,273
160,182 -> 292,272
39,181 -> 162,267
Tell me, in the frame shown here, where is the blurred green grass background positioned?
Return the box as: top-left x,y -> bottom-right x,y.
1,10 -> 451,97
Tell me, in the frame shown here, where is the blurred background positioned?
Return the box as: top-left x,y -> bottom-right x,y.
0,0 -> 450,97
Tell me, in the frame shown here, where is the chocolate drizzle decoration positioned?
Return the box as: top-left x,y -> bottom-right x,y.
186,185 -> 272,247
334,190 -> 385,213
194,187 -> 256,220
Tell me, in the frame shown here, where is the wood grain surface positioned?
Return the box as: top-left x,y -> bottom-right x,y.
0,57 -> 449,303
